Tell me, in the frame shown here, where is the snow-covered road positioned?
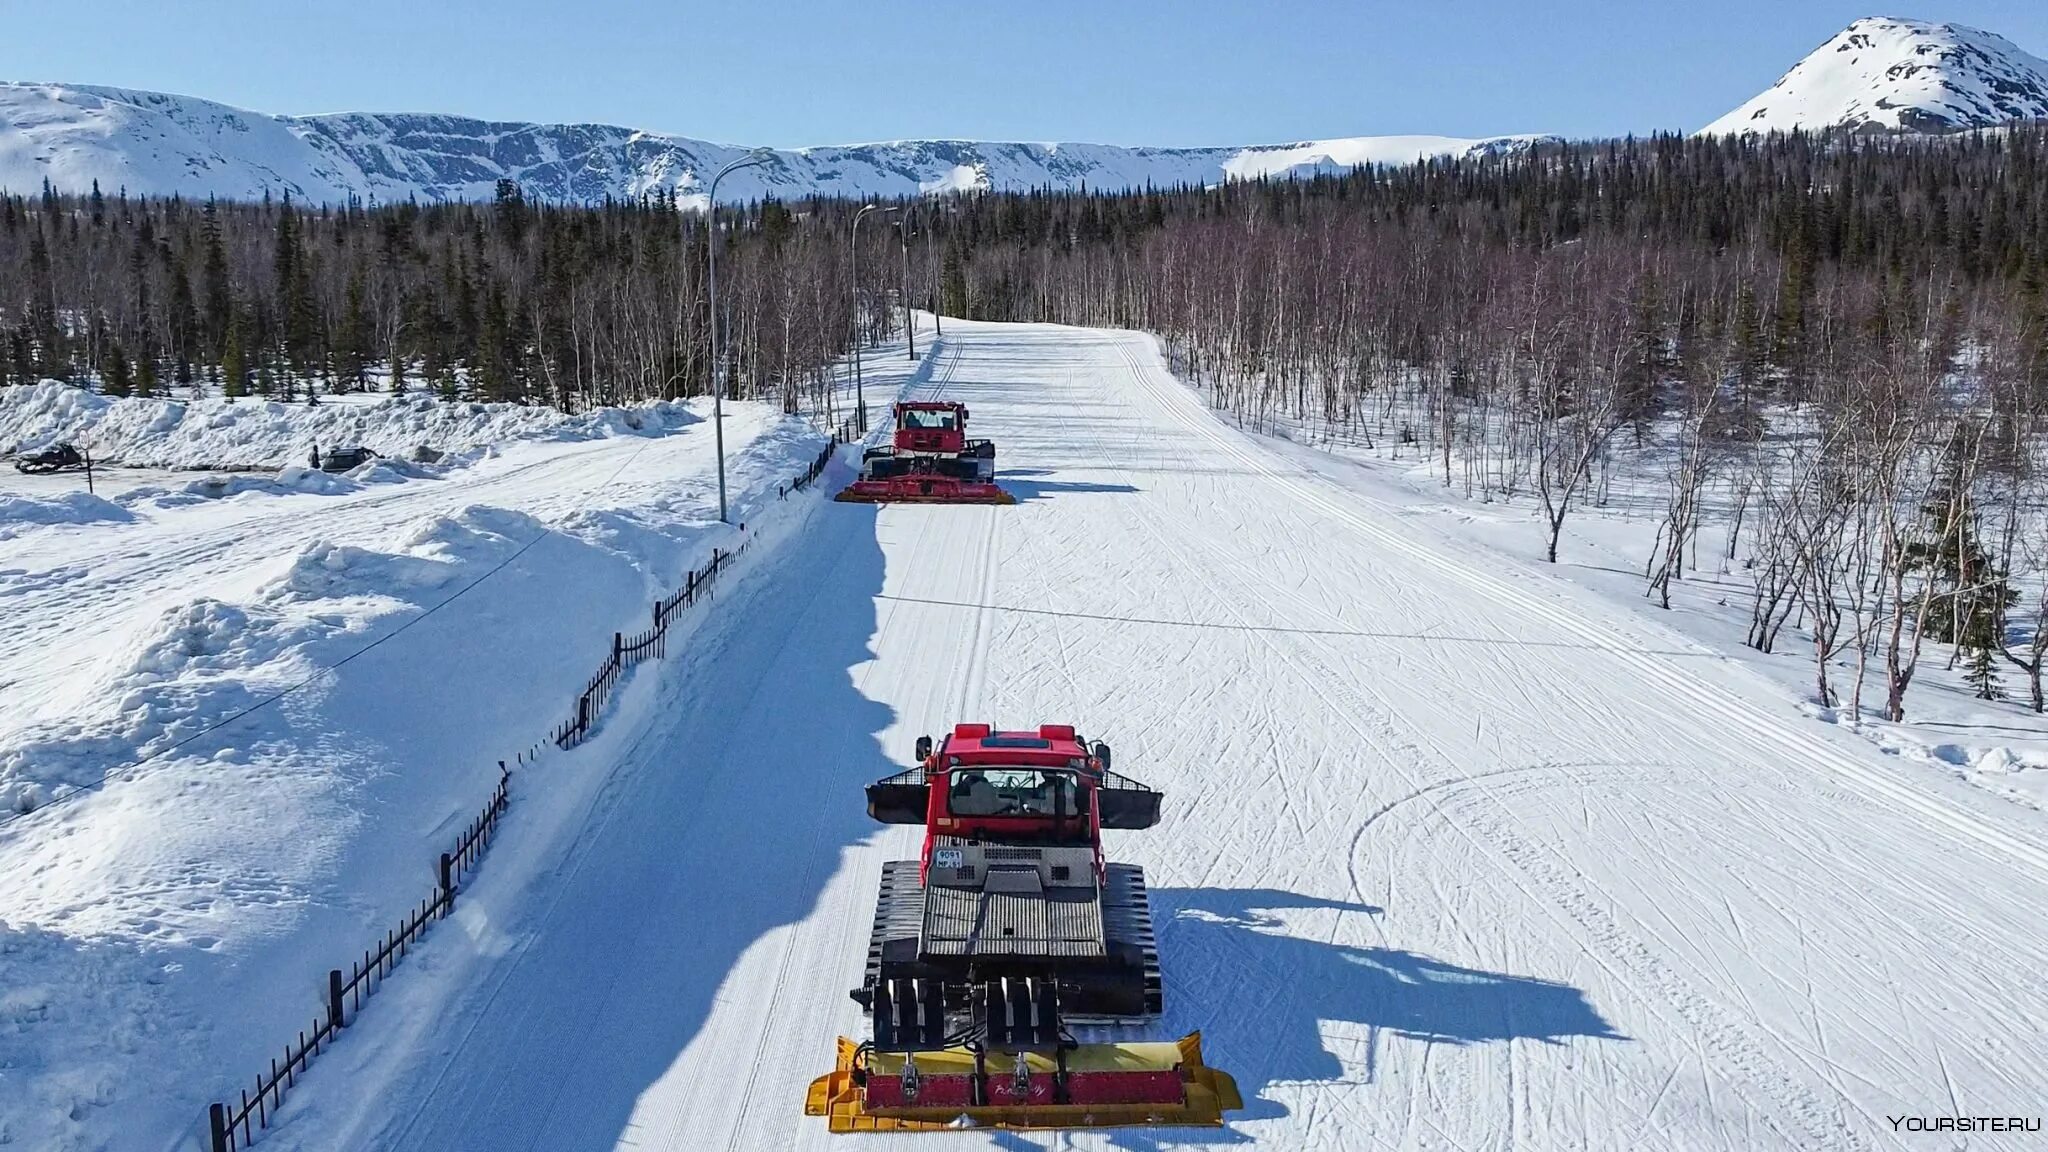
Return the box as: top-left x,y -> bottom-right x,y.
287,321 -> 2048,1152
0,391 -> 839,1150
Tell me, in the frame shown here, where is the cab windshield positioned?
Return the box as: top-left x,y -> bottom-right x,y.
946,768 -> 1080,819
901,408 -> 958,431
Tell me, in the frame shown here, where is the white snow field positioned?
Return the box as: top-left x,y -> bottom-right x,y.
0,357 -> 887,1150
244,321 -> 2048,1152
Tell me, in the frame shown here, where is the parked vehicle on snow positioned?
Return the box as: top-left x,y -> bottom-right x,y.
14,443 -> 87,474
807,722 -> 1240,1133
835,402 -> 1014,505
311,445 -> 379,473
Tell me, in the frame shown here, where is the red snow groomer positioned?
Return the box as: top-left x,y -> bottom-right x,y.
833,401 -> 1015,505
806,723 -> 1241,1132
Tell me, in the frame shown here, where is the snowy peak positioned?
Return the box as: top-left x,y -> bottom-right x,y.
0,81 -> 1552,205
1703,16 -> 2048,135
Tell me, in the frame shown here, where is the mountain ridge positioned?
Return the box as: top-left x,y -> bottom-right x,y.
1702,16 -> 2048,134
11,16 -> 2048,205
0,81 -> 1552,206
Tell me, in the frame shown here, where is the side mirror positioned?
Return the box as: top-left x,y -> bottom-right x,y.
1091,741 -> 1112,772
914,735 -> 933,762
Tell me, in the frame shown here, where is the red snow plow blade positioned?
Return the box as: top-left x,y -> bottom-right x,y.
836,401 -> 1015,504
834,474 -> 1015,504
806,1033 -> 1241,1132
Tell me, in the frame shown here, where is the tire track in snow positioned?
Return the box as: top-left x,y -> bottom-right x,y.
1148,343 -> 2048,883
1119,340 -> 2048,1136
710,339 -> 1004,1152
1111,336 -> 1872,1151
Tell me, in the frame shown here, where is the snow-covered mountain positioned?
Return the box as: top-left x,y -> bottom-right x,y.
1703,17 -> 2048,135
0,81 -> 1551,206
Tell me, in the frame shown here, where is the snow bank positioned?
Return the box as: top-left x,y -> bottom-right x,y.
0,490 -> 132,539
0,505 -> 550,814
0,920 -> 207,1150
0,403 -> 835,1150
1852,719 -> 2048,808
0,380 -> 700,470
129,466 -> 365,509
0,330 -> 925,1152
267,507 -> 541,605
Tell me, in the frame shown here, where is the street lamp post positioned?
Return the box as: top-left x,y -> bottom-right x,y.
850,203 -> 898,435
704,147 -> 775,524
927,202 -> 949,338
899,206 -> 916,361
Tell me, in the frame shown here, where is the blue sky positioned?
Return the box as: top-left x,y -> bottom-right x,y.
4,2 -> 2045,145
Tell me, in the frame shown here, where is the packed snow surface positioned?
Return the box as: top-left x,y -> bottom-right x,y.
0,328 -> 911,1150
227,322 -> 2046,1152
1703,16 -> 2048,134
0,81 -> 1552,205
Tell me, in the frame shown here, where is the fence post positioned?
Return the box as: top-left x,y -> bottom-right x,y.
439,852 -> 455,913
209,1101 -> 230,1152
576,693 -> 589,737
326,968 -> 345,1033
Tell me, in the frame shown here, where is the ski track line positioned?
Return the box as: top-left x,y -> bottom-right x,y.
1127,339 -> 2048,1015
1158,347 -> 2048,883
1079,345 -> 1508,1151
374,482 -> 839,1152
1132,340 -> 1943,1146
710,338 -> 983,1152
1144,334 -> 2048,1142
1112,336 -> 1868,1151
1125,335 -> 2048,894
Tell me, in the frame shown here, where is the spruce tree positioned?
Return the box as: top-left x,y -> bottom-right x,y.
943,241 -> 969,319
101,342 -> 132,398
337,272 -> 370,391
221,315 -> 248,399
202,200 -> 232,356
1906,434 -> 2018,666
260,343 -> 281,399
1965,644 -> 2005,701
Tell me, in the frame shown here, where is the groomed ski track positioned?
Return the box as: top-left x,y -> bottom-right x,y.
299,321 -> 2048,1152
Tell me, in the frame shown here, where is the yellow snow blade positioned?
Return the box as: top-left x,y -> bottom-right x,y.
805,1033 -> 1242,1133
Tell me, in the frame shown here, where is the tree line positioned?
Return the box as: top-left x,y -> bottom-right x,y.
0,179 -> 924,418
929,127 -> 2048,717
6,125 -> 2048,716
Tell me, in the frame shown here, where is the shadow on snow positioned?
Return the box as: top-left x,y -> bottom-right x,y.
382,499 -> 900,1151
983,887 -> 1623,1150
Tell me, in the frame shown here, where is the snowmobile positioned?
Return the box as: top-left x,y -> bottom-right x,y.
312,445 -> 379,473
834,401 -> 1014,504
806,723 -> 1240,1132
13,442 -> 86,474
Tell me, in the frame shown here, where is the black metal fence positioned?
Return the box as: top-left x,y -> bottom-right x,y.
207,766 -> 510,1152
551,433 -> 846,750
202,434 -> 847,1151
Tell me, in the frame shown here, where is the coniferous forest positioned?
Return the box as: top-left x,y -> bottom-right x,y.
0,180 -> 888,414
6,127 -> 2048,715
8,130 -> 2045,421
